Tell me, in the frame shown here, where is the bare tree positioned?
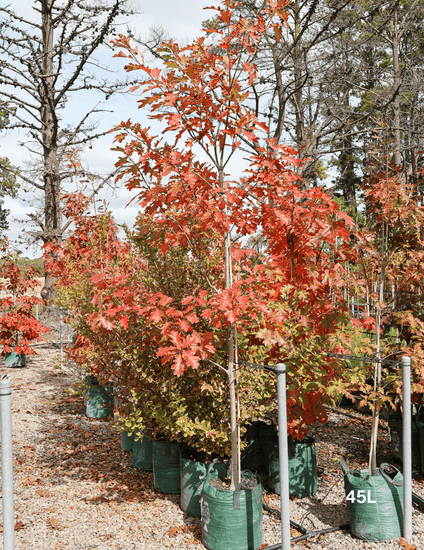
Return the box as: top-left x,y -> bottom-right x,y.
0,104 -> 19,234
221,0 -> 374,188
0,0 -> 137,300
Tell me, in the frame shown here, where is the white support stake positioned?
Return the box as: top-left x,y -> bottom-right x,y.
402,356 -> 412,541
0,375 -> 15,550
275,363 -> 290,550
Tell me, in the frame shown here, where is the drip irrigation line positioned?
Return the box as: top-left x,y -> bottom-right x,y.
260,522 -> 350,549
236,353 -> 402,374
262,473 -> 351,548
298,475 -> 344,532
291,524 -> 350,543
412,492 -> 424,511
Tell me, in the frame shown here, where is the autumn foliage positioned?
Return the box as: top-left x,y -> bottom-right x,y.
0,249 -> 48,355
44,1 -> 359,487
344,160 -> 424,399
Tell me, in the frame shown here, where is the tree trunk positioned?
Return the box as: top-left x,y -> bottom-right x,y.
391,10 -> 401,167
221,165 -> 239,491
369,222 -> 386,476
292,0 -> 307,188
41,0 -> 61,303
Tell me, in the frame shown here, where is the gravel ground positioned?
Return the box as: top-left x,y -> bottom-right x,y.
0,338 -> 423,549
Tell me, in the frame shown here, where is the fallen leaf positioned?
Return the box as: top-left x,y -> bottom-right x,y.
48,517 -> 64,531
399,538 -> 417,550
168,526 -> 181,537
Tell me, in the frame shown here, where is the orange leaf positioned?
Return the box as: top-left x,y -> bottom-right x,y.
168,526 -> 182,537
399,538 -> 417,550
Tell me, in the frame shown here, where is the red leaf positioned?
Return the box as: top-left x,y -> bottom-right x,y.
119,315 -> 129,329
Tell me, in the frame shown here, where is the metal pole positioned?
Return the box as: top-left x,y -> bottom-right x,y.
275,363 -> 290,550
0,375 -> 15,550
60,307 -> 63,366
402,355 -> 412,540
35,303 -> 38,321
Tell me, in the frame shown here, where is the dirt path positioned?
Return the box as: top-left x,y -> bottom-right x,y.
0,344 -> 206,550
1,341 -> 424,549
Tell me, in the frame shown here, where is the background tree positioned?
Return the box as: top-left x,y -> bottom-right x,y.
216,0 -> 376,190
0,0 -> 137,300
209,1 -> 424,207
0,105 -> 19,234
328,0 -> 424,206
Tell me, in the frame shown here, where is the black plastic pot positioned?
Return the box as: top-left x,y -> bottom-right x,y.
389,414 -> 422,468
241,421 -> 277,474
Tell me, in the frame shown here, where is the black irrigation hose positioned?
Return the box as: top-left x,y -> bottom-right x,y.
261,523 -> 351,549
263,501 -> 304,532
261,481 -> 424,549
262,501 -> 349,547
413,492 -> 424,511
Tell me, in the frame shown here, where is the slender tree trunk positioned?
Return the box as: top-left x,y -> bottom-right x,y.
369,222 -> 386,476
338,89 -> 357,210
41,0 -> 61,303
369,309 -> 381,476
392,11 -> 401,167
221,168 -> 239,491
292,0 -> 307,187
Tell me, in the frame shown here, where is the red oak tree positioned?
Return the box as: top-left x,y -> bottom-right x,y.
111,0 -> 353,488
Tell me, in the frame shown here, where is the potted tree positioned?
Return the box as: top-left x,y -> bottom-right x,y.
111,1 -> 353,548
0,249 -> 48,366
339,142 -> 424,541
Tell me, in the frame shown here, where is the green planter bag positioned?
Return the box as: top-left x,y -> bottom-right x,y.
181,457 -> 228,517
152,439 -> 180,494
241,421 -> 277,474
268,436 -> 317,498
389,414 -> 422,468
121,431 -> 134,452
85,377 -> 114,419
4,351 -> 26,368
419,426 -> 424,475
201,471 -> 263,550
132,434 -> 153,471
340,458 -> 403,542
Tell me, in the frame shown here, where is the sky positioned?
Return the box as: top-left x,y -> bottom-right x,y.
1,0 -> 215,257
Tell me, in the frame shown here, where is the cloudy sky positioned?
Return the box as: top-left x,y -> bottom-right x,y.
2,0 -> 214,257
